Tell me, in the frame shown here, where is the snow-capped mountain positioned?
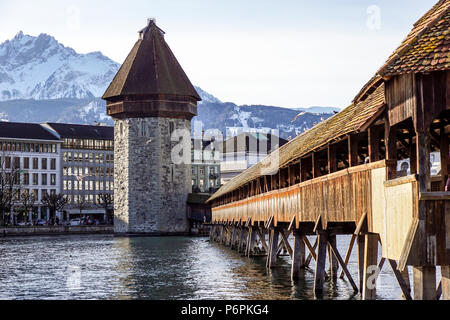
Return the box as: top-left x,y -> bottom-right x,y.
0,31 -> 335,140
0,31 -> 119,100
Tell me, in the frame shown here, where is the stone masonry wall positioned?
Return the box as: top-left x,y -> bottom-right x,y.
114,117 -> 192,234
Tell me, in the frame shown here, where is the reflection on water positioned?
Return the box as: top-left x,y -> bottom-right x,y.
0,235 -> 417,300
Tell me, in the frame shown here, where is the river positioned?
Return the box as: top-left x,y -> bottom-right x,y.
0,234 -> 432,300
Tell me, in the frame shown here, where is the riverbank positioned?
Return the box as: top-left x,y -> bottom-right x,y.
0,225 -> 114,237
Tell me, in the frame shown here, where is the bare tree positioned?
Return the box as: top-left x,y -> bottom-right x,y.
97,193 -> 114,224
74,195 -> 88,218
20,189 -> 36,223
41,193 -> 68,225
0,152 -> 22,226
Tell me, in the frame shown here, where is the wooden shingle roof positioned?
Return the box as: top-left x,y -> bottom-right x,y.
380,1 -> 450,76
355,0 -> 450,102
102,20 -> 201,101
208,84 -> 385,202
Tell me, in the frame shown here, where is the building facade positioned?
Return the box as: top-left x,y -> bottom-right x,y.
191,138 -> 221,194
220,132 -> 287,184
0,122 -> 61,223
42,123 -> 114,222
103,19 -> 201,234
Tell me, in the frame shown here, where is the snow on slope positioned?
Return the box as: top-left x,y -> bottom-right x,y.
0,31 -> 119,101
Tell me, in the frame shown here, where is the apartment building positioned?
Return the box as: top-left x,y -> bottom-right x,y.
0,122 -> 61,222
220,132 -> 287,184
43,123 -> 114,221
191,138 -> 221,194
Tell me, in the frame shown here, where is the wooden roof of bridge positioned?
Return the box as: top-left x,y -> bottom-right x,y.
208,0 -> 450,203
208,84 -> 385,202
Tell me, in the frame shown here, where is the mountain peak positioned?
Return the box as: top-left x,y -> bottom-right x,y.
14,31 -> 24,39
0,32 -> 120,101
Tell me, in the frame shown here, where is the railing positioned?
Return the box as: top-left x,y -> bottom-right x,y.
212,160 -> 387,227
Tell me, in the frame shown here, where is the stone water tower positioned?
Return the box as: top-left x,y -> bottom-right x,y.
102,19 -> 201,234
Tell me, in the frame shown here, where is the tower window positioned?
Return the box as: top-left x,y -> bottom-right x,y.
141,120 -> 147,137
169,121 -> 175,136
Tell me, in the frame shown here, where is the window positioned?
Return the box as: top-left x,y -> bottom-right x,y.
41,174 -> 47,185
5,156 -> 11,168
23,157 -> 29,169
23,173 -> 29,185
169,121 -> 175,135
50,158 -> 56,170
32,174 -> 38,185
50,174 -> 56,186
199,168 -> 204,175
32,189 -> 38,199
32,158 -> 38,169
13,157 -> 20,169
41,158 -> 47,170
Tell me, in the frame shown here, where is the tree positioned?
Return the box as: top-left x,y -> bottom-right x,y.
74,195 -> 88,218
41,193 -> 68,224
0,153 -> 22,226
97,193 -> 114,224
20,189 -> 37,223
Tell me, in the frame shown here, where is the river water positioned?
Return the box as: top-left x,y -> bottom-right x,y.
0,234 -> 429,300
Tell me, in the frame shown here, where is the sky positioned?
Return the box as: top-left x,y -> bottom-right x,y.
0,0 -> 439,109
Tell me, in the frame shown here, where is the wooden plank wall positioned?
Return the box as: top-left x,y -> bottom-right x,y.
212,161 -> 385,227
386,73 -> 416,126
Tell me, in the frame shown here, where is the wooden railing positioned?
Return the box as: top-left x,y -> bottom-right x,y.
212,160 -> 387,228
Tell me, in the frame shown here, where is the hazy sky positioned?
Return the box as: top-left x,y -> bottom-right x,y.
0,0 -> 438,109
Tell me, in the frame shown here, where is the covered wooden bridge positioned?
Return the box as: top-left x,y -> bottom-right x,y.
208,0 -> 450,300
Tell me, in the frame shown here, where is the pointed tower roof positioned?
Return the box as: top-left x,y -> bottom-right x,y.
102,19 -> 201,101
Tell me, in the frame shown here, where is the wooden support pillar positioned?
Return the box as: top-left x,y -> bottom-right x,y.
440,126 -> 449,190
237,227 -> 245,253
246,227 -> 257,257
348,135 -> 360,167
230,225 -> 237,249
409,134 -> 417,174
312,152 -> 320,178
362,233 -> 378,300
400,267 -> 412,300
413,266 -> 437,300
291,230 -> 306,281
328,144 -> 337,173
368,126 -> 380,162
357,234 -> 365,293
328,234 -> 338,283
257,228 -> 268,253
441,266 -> 450,300
339,234 -> 356,279
314,231 -> 328,296
220,225 -> 226,244
416,130 -> 431,193
267,228 -> 280,268
385,119 -> 397,179
304,236 -> 317,267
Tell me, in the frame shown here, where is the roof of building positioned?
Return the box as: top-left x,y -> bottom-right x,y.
354,0 -> 450,102
45,123 -> 114,140
102,20 -> 201,101
222,132 -> 288,154
0,122 -> 60,141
